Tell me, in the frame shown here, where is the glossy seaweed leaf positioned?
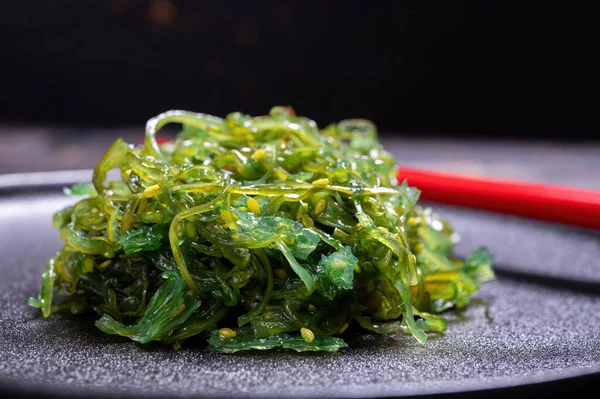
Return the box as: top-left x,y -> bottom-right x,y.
464,247 -> 495,284
95,270 -> 201,344
310,246 -> 358,299
119,224 -> 169,255
233,210 -> 321,260
63,182 -> 98,197
28,254 -> 59,318
209,328 -> 348,353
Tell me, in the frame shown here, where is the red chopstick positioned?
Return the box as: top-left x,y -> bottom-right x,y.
397,167 -> 600,229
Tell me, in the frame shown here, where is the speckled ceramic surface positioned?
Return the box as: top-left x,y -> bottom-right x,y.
0,172 -> 598,398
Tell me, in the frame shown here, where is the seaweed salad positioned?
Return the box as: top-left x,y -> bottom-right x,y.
30,106 -> 495,353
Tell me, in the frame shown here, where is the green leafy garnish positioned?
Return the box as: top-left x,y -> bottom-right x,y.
30,106 -> 494,352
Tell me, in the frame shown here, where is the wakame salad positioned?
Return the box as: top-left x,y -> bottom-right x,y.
30,106 -> 494,353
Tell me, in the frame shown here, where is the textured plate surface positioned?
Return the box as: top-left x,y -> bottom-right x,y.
0,171 -> 599,398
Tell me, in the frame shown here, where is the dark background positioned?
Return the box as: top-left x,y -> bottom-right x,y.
0,1 -> 599,139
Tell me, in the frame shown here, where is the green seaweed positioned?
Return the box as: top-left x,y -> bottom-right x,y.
29,106 -> 494,352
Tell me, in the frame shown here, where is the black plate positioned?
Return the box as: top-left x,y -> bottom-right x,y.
0,171 -> 599,399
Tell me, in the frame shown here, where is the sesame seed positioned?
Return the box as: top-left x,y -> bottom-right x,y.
247,198 -> 261,214
314,199 -> 327,216
218,328 -> 237,339
251,148 -> 267,161
142,184 -> 161,198
300,327 -> 315,342
311,178 -> 330,186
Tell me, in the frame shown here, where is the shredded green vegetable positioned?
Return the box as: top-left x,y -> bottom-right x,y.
30,106 -> 494,352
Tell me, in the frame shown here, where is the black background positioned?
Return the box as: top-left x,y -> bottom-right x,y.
1,1 -> 599,139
